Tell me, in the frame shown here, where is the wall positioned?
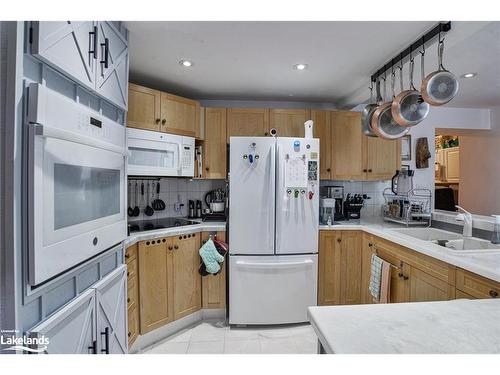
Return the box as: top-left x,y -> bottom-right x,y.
199,99 -> 337,110
127,178 -> 225,221
458,107 -> 500,215
0,21 -> 7,330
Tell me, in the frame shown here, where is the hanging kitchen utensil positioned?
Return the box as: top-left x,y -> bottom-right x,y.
392,49 -> 430,127
361,80 -> 378,137
152,181 -> 166,211
132,181 -> 140,217
421,36 -> 459,106
144,181 -> 155,216
371,70 -> 410,140
127,181 -> 134,217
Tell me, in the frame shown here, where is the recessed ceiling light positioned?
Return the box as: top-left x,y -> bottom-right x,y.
461,72 -> 477,78
179,59 -> 193,67
293,63 -> 308,71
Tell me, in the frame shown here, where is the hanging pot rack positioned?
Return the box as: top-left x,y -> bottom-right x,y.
370,22 -> 451,83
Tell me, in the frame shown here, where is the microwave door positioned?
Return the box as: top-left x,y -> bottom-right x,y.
29,127 -> 126,285
127,137 -> 179,176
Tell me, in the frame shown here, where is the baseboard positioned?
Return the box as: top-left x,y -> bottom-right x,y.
129,308 -> 227,353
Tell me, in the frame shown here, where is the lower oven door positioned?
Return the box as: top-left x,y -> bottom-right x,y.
28,125 -> 127,285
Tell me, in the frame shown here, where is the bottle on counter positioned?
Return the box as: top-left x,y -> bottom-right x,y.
492,215 -> 500,244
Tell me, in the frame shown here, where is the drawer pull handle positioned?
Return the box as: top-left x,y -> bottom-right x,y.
128,332 -> 131,338
174,245 -> 179,250
168,246 -> 173,250
125,254 -> 130,259
337,238 -> 341,243
127,298 -> 130,303
398,272 -> 409,280
489,290 -> 498,298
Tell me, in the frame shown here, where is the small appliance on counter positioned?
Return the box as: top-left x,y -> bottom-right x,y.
320,186 -> 346,222
392,167 -> 415,195
203,188 -> 227,221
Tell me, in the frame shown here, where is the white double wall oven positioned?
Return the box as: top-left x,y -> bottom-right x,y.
27,84 -> 128,285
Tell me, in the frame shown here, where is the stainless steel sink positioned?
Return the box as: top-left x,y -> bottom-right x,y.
391,227 -> 462,241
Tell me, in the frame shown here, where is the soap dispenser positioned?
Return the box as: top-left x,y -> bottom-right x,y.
492,215 -> 500,244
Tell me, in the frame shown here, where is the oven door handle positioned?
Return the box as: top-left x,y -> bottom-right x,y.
31,123 -> 128,156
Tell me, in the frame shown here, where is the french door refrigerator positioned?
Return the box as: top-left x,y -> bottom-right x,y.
229,136 -> 319,325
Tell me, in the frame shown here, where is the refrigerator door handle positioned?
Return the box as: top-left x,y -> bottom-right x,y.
235,259 -> 313,269
270,142 -> 276,252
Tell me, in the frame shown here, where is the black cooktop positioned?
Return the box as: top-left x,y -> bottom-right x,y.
128,218 -> 198,234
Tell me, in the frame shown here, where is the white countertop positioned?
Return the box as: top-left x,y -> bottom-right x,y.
124,221 -> 226,248
320,218 -> 500,283
308,299 -> 500,353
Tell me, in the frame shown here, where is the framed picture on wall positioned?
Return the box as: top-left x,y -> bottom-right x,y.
401,135 -> 411,161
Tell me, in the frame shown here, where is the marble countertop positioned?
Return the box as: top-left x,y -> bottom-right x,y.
308,299 -> 500,353
320,218 -> 500,283
124,220 -> 226,248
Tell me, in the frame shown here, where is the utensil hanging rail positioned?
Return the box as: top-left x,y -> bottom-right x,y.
370,22 -> 451,83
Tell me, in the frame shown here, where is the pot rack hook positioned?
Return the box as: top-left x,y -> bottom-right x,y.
419,35 -> 425,56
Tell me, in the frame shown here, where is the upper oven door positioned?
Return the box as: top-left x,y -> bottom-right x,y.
28,125 -> 127,285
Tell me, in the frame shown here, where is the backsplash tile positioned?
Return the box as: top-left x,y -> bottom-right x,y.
127,178 -> 226,221
320,180 -> 392,217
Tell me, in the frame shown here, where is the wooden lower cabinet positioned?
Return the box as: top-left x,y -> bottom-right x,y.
360,233 -> 375,304
455,269 -> 500,299
172,233 -> 202,320
201,232 -> 227,309
408,266 -> 455,302
455,289 -> 476,299
318,231 -> 362,306
138,238 -> 174,334
125,244 -> 139,346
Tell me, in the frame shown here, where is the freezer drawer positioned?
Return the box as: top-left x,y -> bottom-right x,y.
229,254 -> 318,325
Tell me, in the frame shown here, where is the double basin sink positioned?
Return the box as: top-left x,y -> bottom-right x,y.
391,227 -> 500,254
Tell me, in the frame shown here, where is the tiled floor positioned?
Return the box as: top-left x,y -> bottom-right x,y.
140,320 -> 318,354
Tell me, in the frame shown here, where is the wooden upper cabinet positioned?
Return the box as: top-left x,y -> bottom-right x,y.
127,83 -> 161,132
365,136 -> 401,181
226,108 -> 270,142
161,92 -> 199,137
172,233 -> 202,320
444,147 -> 460,182
318,231 -> 342,306
138,238 -> 173,334
269,109 -> 310,137
311,110 -> 332,179
203,108 -> 227,179
331,111 -> 365,180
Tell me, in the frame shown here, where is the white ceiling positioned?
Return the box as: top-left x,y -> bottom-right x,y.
125,21 -> 500,108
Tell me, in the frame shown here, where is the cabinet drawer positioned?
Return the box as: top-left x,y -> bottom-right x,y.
126,257 -> 137,280
455,288 -> 476,299
127,305 -> 139,347
127,276 -> 137,309
456,269 -> 500,299
125,244 -> 137,263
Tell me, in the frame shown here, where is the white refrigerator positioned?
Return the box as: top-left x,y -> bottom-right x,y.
229,136 -> 319,325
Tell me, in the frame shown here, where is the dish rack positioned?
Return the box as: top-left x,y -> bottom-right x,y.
382,188 -> 432,227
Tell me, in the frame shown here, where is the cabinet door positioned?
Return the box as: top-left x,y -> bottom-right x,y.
408,266 -> 453,302
125,244 -> 139,347
203,108 -> 227,179
95,21 -> 129,109
444,147 -> 460,182
161,93 -> 199,136
318,231 -> 342,305
360,233 -> 376,304
365,137 -> 401,180
456,269 -> 500,299
201,232 -> 226,309
269,109 -> 310,137
340,231 -> 362,305
138,238 -> 173,334
172,233 -> 202,320
127,83 -> 162,131
311,110 -> 332,179
94,265 -> 128,354
31,21 -> 97,90
29,289 -> 96,354
226,108 -> 270,141
331,112 -> 365,180
373,243 -> 409,303
455,289 -> 476,299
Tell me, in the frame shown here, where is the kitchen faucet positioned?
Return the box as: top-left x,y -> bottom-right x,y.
455,205 -> 473,238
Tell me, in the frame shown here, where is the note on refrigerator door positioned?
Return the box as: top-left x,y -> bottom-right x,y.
285,157 -> 307,187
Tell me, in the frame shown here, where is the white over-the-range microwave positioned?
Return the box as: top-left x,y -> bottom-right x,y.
127,128 -> 194,177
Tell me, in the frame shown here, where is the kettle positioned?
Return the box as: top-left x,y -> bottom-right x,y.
391,168 -> 414,195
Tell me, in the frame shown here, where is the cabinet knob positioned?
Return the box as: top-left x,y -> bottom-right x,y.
363,169 -> 367,172
337,238 -> 341,243
127,297 -> 130,303
326,168 -> 331,172
155,118 -> 160,124
398,272 -> 409,280
205,167 -> 209,171
368,242 -> 373,247
264,132 -> 268,136
161,119 -> 166,125
125,254 -> 130,259
174,245 -> 179,250
127,271 -> 130,277
368,169 -> 372,173
489,290 -> 498,298
128,332 -> 131,338
168,246 -> 173,250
